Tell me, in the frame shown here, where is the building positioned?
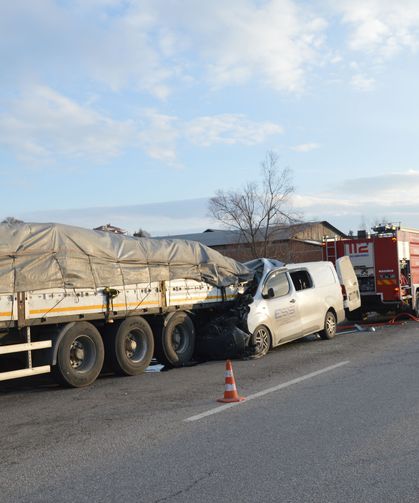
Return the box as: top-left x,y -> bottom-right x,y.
158,221 -> 346,263
93,223 -> 127,235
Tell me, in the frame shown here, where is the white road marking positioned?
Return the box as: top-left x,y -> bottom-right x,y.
184,360 -> 350,422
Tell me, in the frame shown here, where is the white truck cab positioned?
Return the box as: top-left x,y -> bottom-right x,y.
246,258 -> 360,357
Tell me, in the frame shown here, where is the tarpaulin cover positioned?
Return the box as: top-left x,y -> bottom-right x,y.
0,223 -> 253,293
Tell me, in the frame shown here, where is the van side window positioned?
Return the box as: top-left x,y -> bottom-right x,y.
290,270 -> 313,291
263,271 -> 290,298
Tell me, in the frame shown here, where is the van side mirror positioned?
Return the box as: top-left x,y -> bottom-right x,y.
262,287 -> 275,299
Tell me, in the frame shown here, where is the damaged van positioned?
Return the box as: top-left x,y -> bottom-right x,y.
246,257 -> 360,357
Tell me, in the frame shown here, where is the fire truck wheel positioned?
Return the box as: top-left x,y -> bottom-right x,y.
319,310 -> 337,340
154,312 -> 195,367
53,322 -> 105,388
414,297 -> 419,318
107,317 -> 154,376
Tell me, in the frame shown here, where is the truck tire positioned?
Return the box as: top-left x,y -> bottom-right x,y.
53,322 -> 104,388
319,310 -> 337,340
107,317 -> 154,376
154,312 -> 195,367
251,325 -> 271,358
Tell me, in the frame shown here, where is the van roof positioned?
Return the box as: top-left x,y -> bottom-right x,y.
285,261 -> 333,271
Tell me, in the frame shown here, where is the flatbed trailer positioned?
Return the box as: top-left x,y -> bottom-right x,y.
0,223 -> 250,387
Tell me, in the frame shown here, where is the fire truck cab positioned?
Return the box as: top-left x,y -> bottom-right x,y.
323,224 -> 419,317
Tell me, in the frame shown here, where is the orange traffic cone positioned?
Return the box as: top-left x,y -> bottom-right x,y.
217,360 -> 246,403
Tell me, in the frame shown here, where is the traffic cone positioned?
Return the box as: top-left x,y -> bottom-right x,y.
217,360 -> 246,403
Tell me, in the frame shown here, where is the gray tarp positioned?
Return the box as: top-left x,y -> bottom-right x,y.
0,223 -> 252,294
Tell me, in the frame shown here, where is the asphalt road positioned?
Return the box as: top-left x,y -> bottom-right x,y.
1,321 -> 419,502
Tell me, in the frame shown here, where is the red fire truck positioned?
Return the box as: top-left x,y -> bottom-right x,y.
323,224 -> 419,318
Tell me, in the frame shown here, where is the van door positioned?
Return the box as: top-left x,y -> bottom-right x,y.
260,269 -> 302,345
288,269 -> 323,335
335,256 -> 361,311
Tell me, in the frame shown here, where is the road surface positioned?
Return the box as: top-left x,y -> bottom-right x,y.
1,321 -> 418,502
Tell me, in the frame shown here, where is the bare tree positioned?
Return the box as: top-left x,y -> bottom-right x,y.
209,151 -> 299,259
133,228 -> 151,238
2,216 -> 23,224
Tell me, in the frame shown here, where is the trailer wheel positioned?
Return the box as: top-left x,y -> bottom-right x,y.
154,312 -> 195,367
251,325 -> 271,358
53,322 -> 104,388
107,317 -> 154,376
319,310 -> 337,340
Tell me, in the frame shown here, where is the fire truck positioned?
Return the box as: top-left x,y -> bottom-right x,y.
323,224 -> 419,318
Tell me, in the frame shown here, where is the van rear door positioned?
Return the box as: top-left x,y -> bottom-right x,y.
335,256 -> 361,311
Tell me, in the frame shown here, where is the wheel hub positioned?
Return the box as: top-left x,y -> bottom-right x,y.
125,336 -> 138,358
253,327 -> 269,356
327,316 -> 336,332
70,341 -> 85,368
172,326 -> 186,352
129,338 -> 137,351
124,330 -> 147,362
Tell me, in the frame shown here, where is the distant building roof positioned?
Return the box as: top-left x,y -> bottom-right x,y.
94,223 -> 127,235
156,221 -> 346,246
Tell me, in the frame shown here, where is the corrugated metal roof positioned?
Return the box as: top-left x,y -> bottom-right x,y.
156,221 -> 345,246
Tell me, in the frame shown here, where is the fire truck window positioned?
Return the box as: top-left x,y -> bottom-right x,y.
290,271 -> 313,291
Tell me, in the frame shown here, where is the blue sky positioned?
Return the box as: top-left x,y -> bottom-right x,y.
2,0 -> 419,235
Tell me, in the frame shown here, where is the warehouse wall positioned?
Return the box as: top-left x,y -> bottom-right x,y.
212,239 -> 323,263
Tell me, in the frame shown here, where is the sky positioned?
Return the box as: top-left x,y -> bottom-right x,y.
2,0 -> 419,236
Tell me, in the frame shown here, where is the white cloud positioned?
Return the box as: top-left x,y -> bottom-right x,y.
85,10 -> 173,99
290,142 -> 320,152
0,86 -> 135,163
350,73 -> 376,91
0,87 -> 282,165
334,0 -> 419,58
99,0 -> 328,94
334,170 -> 419,200
186,115 -> 283,147
0,1 -> 328,97
3,0 -> 419,100
0,1 -> 173,99
191,0 -> 327,92
18,198 -> 213,235
293,170 -> 419,231
14,172 -> 419,235
137,111 -> 179,163
138,110 -> 283,163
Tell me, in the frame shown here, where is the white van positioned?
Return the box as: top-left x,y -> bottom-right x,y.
246,257 -> 360,357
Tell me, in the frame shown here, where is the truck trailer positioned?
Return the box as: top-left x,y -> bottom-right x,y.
0,222 -> 252,387
323,224 -> 419,317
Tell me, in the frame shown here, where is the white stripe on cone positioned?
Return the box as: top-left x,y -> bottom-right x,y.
225,384 -> 237,391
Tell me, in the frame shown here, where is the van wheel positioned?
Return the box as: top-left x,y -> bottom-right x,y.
319,310 -> 337,340
107,317 -> 154,376
251,325 -> 271,358
53,322 -> 104,388
154,312 -> 195,367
